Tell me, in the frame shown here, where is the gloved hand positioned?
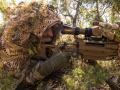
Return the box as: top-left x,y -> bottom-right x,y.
91,26 -> 103,36
92,22 -> 120,41
91,25 -> 115,40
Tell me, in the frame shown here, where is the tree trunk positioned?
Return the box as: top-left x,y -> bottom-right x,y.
94,0 -> 101,22
72,1 -> 81,27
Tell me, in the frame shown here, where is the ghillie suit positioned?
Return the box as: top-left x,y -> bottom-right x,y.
0,2 -> 70,89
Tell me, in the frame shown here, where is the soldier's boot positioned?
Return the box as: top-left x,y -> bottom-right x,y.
16,52 -> 71,90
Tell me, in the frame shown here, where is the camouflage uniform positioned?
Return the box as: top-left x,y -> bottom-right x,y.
0,2 -> 69,88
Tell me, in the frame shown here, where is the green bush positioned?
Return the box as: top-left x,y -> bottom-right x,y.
0,69 -> 14,90
62,60 -> 111,90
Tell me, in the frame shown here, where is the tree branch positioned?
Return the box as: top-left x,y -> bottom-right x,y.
72,1 -> 82,27
100,4 -> 111,17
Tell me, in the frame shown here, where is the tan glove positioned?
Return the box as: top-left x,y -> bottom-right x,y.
94,22 -> 118,39
91,26 -> 103,36
99,22 -> 119,30
102,31 -> 115,40
91,25 -> 115,40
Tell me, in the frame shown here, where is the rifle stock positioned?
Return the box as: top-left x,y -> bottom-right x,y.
59,40 -> 118,60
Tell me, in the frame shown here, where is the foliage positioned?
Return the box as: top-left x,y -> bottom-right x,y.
0,0 -> 16,20
0,0 -> 8,13
0,69 -> 14,90
0,0 -> 16,13
62,60 -> 111,90
50,0 -> 119,27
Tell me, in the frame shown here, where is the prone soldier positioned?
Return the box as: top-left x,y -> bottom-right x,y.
0,2 -> 119,90
0,2 -> 78,90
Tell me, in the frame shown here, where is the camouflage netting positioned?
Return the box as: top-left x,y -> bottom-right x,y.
0,2 -> 61,88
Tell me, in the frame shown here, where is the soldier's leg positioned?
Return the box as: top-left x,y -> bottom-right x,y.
26,52 -> 70,84
16,52 -> 71,90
